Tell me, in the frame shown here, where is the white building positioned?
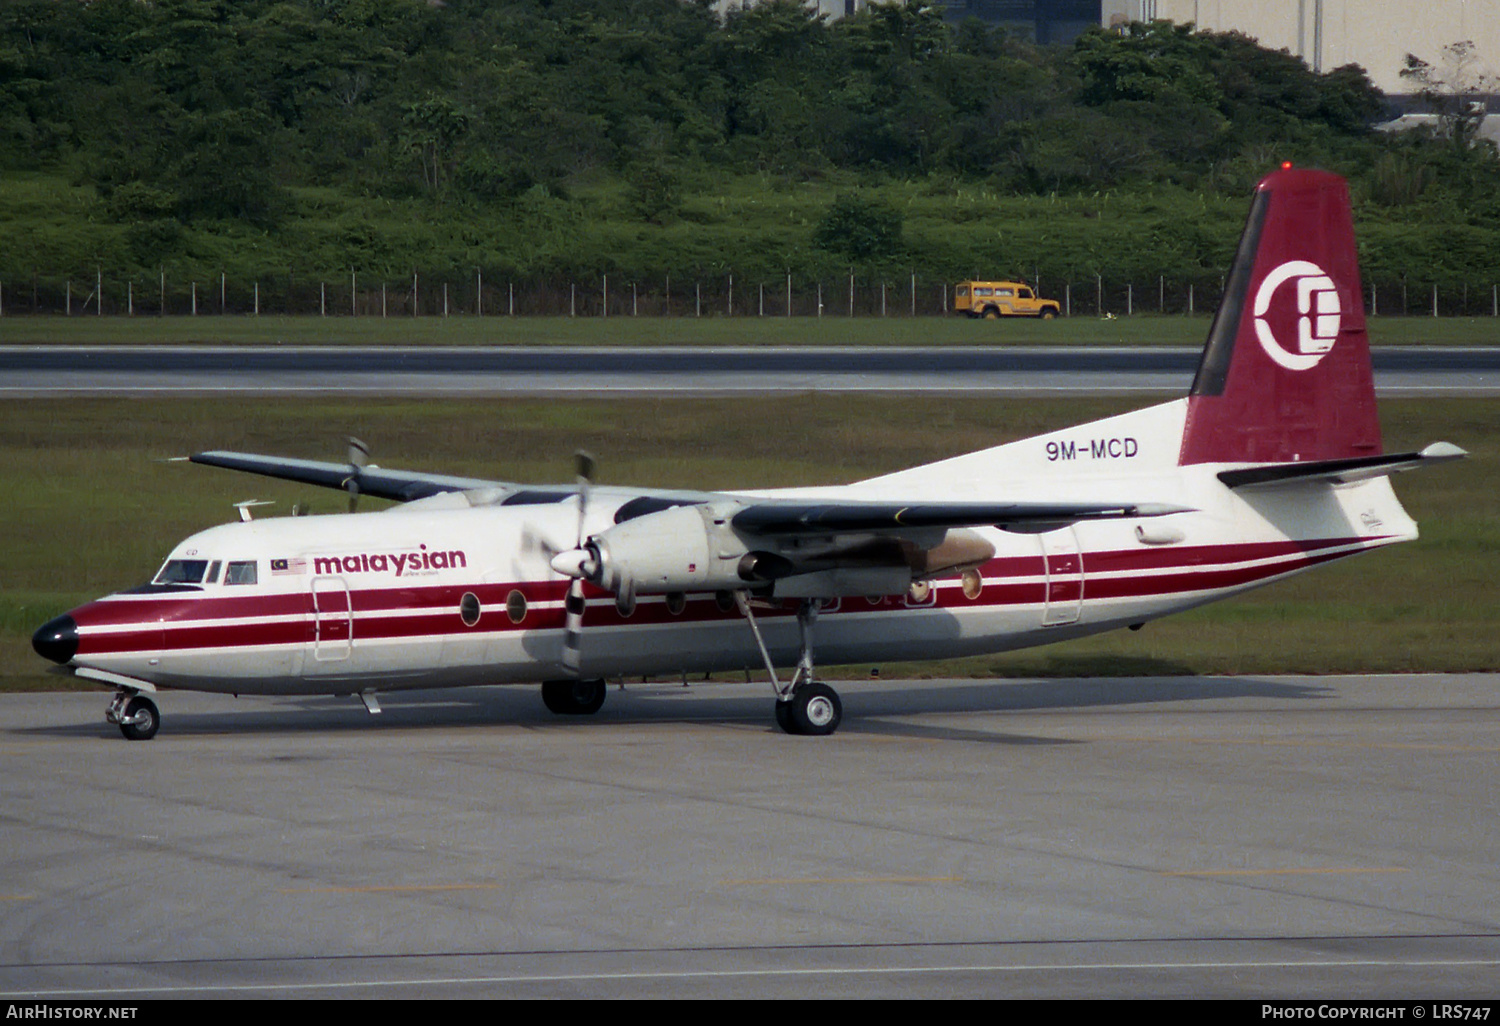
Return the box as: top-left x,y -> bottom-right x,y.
1104,1 -> 1500,95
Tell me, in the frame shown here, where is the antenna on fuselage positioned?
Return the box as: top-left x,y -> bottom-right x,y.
233,500 -> 274,522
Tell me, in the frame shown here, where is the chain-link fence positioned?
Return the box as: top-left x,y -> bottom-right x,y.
4,270 -> 1498,318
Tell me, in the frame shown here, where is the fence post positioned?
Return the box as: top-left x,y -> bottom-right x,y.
880,281 -> 886,317
66,280 -> 70,316
817,282 -> 823,318
1064,283 -> 1071,318
351,270 -> 356,317
127,281 -> 131,316
221,272 -> 226,315
727,274 -> 733,316
98,268 -> 103,316
192,282 -> 198,316
255,282 -> 260,316
788,272 -> 793,318
602,274 -> 607,318
413,271 -> 418,316
160,270 -> 165,316
476,269 -> 482,316
1127,283 -> 1132,317
1432,283 -> 1438,318
509,282 -> 514,317
633,281 -> 638,317
1371,282 -> 1377,316
848,269 -> 854,317
444,282 -> 449,317
1188,283 -> 1194,315
910,271 -> 916,317
320,282 -> 325,317
1096,273 -> 1102,316
696,282 -> 701,318
1159,275 -> 1164,312
758,282 -> 763,317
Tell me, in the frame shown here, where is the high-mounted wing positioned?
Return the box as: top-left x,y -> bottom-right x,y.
730,499 -> 1192,535
190,451 -> 506,503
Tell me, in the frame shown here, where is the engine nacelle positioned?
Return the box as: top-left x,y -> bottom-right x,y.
587,503 -> 752,596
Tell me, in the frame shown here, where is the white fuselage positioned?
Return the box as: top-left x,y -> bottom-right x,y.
60,400 -> 1417,698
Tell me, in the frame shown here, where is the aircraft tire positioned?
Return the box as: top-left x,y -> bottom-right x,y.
774,698 -> 799,735
118,696 -> 159,741
789,682 -> 841,737
542,679 -> 607,716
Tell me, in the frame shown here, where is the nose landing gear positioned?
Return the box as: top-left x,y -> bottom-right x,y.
106,690 -> 160,741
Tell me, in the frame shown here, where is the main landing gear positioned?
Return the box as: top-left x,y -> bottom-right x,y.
736,594 -> 843,737
106,689 -> 160,741
541,678 -> 607,716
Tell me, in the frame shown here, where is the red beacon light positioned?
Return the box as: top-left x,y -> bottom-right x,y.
1281,161 -> 1293,169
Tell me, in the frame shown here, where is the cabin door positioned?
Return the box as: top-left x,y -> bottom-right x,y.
311,576 -> 353,661
1040,527 -> 1084,626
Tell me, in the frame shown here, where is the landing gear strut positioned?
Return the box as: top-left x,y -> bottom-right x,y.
541,678 -> 607,716
736,594 -> 843,737
106,689 -> 159,741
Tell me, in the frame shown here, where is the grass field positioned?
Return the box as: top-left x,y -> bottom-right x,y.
3,394 -> 1494,692
1,314 -> 1498,348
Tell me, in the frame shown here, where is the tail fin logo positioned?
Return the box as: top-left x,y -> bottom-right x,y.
1253,260 -> 1341,371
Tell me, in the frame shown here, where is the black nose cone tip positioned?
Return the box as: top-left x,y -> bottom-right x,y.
32,614 -> 78,665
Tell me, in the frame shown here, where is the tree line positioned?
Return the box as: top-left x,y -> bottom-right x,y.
0,0 -> 1496,287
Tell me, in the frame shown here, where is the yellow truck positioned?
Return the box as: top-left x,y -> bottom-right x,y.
954,281 -> 1060,319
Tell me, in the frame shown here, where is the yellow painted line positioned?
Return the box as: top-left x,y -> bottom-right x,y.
1162,867 -> 1409,878
278,883 -> 505,895
0,895 -> 33,902
719,875 -> 961,887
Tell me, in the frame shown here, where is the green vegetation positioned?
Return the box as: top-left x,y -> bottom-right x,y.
2,1 -> 1499,312
1,313 -> 1496,348
4,396 -> 1495,691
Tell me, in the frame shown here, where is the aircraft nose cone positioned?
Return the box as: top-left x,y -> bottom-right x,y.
32,614 -> 78,665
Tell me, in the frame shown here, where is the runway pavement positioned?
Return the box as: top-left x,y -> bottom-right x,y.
1,674 -> 1496,998
3,345 -> 1499,396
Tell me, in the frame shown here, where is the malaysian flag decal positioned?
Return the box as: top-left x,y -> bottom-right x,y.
271,557 -> 307,576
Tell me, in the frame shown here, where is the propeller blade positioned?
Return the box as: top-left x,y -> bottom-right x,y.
561,578 -> 586,676
573,449 -> 595,544
345,436 -> 370,513
561,450 -> 597,677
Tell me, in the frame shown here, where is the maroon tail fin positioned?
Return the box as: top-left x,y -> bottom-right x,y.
1179,168 -> 1381,465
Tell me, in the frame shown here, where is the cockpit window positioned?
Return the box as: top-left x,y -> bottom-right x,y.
153,559 -> 211,585
225,560 -> 258,585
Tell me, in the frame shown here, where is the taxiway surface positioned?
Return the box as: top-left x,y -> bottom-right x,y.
2,674 -> 1496,998
3,345 -> 1499,396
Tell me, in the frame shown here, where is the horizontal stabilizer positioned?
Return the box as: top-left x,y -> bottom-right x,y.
732,500 -> 1191,535
1217,442 -> 1467,489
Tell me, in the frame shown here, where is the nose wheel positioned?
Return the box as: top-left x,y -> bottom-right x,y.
106,690 -> 160,741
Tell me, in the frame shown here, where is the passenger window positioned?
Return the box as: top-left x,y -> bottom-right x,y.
225,561 -> 258,585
